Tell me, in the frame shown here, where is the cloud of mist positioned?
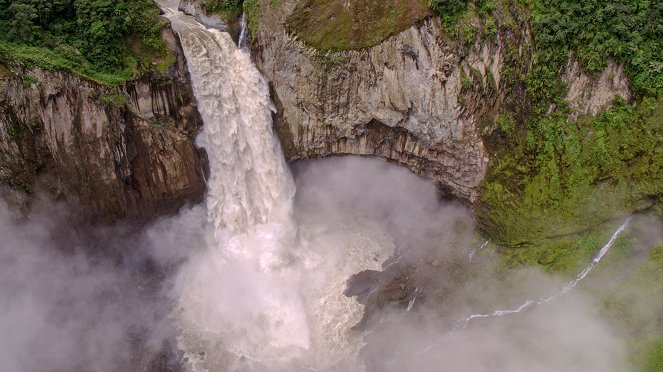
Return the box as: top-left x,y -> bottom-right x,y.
292,157 -> 633,372
361,268 -> 632,372
0,156 -> 643,372
292,157 -> 474,264
0,199 -> 183,372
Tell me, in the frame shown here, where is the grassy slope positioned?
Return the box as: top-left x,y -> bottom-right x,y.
480,97 -> 663,248
608,242 -> 663,371
286,0 -> 431,50
200,0 -> 244,23
0,41 -> 175,86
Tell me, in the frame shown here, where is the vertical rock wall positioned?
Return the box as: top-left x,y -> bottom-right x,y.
0,28 -> 208,222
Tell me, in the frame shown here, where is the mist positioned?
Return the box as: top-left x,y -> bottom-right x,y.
0,157 -> 642,372
292,157 -> 632,372
0,198 -> 184,372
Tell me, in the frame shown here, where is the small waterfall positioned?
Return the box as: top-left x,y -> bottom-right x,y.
414,217 -> 631,356
237,12 -> 248,48
468,239 -> 490,263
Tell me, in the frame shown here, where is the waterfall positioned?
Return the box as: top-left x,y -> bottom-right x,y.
238,12 -> 248,48
170,16 -> 294,234
413,217 -> 631,357
157,2 -> 308,369
468,239 -> 490,263
155,3 -> 393,371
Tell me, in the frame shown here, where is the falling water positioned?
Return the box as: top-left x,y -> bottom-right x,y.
156,2 -> 390,371
158,1 -> 305,368
155,2 -> 631,369
237,13 -> 248,48
415,217 -> 631,356
468,239 -> 490,263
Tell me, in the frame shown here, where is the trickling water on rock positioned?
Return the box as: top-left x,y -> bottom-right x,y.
237,13 -> 248,49
415,217 -> 632,356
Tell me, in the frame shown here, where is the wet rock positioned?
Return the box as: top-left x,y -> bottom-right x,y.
0,27 -> 207,223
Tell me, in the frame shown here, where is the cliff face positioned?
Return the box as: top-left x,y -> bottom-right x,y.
250,0 -> 631,202
0,27 -> 208,222
254,8 -> 490,201
0,1 -> 633,218
564,59 -> 631,121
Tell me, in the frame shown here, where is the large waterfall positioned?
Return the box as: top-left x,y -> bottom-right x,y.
157,3 -> 389,371
154,3 -> 634,372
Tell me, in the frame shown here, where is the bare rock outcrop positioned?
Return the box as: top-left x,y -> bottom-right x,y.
253,2 -> 497,201
251,1 -> 632,202
564,59 -> 631,121
0,27 -> 207,222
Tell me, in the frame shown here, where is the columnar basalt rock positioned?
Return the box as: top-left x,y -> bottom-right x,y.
253,3 -> 494,202
0,27 -> 207,222
250,0 -> 631,202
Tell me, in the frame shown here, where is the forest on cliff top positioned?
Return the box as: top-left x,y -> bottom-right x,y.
0,0 -> 171,84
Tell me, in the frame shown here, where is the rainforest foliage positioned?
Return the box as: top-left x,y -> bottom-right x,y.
201,0 -> 244,20
430,0 -> 662,96
0,0 -> 172,84
438,3 -> 662,366
425,1 -> 663,247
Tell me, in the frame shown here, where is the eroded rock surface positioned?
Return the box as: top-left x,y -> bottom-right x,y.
254,5 -> 491,201
0,27 -> 207,222
564,59 -> 631,121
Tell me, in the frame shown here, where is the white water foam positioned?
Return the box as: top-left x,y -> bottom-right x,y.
157,3 -> 391,371
237,12 -> 248,49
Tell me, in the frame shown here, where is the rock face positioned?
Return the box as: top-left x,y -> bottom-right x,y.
564,59 -> 631,121
250,1 -> 631,202
253,3 -> 492,201
0,27 -> 207,222
179,0 -> 226,30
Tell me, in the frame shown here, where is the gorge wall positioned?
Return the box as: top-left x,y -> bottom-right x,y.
247,0 -> 631,202
253,4 -> 492,202
0,26 -> 208,222
0,0 -> 633,218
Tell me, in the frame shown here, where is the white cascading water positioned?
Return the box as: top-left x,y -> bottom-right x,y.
157,2 -> 630,369
157,2 -> 390,371
237,13 -> 248,49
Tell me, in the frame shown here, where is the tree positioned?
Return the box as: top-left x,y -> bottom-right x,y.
8,2 -> 39,43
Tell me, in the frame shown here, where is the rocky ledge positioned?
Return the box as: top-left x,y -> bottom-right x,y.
0,26 -> 208,222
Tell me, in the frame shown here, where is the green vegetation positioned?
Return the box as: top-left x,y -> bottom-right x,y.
531,0 -> 662,97
0,0 -> 175,85
202,0 -> 244,21
421,2 -> 662,250
21,74 -> 38,89
480,97 -> 662,246
434,3 -> 663,369
428,0 -> 662,96
636,335 -> 663,372
605,242 -> 663,371
496,221 -> 631,273
243,0 -> 261,40
286,0 -> 430,50
96,93 -> 127,108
